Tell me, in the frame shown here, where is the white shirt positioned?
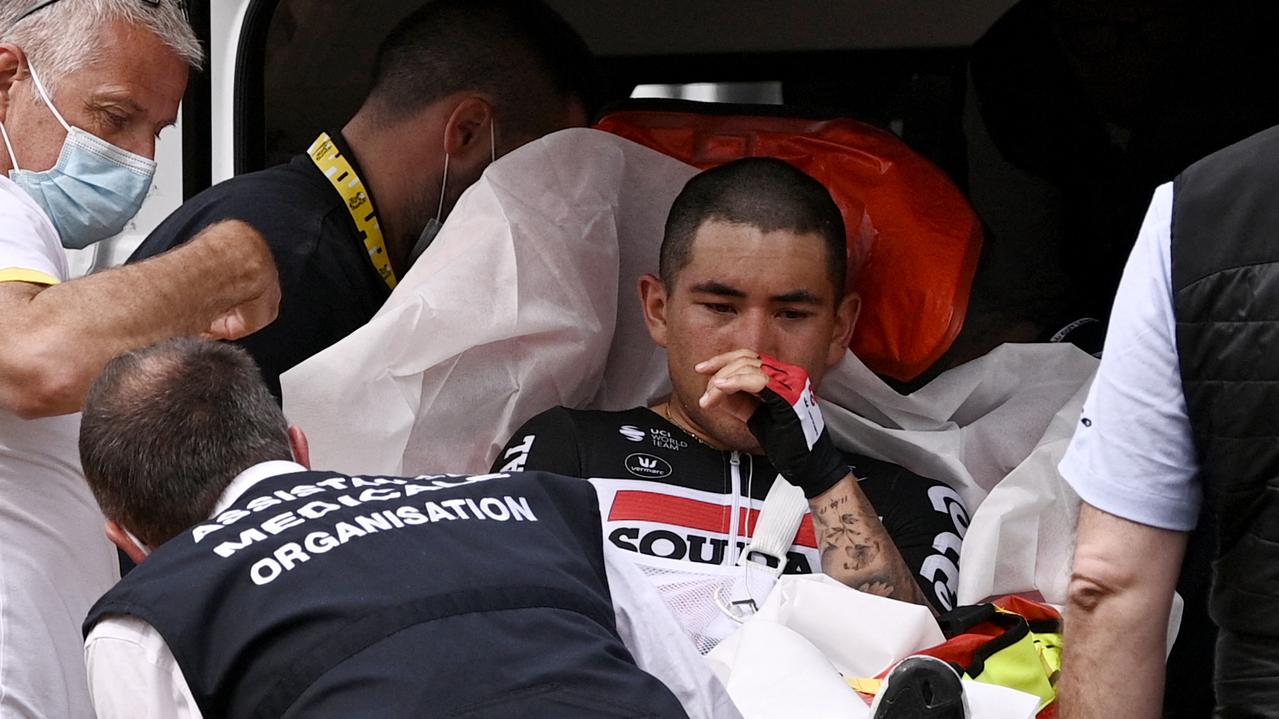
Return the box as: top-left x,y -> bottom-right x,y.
0,174 -> 68,285
85,462 -> 741,719
0,175 -> 118,719
1058,182 -> 1203,531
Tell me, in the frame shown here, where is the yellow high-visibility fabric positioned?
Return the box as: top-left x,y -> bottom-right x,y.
0,267 -> 59,285
967,608 -> 1061,711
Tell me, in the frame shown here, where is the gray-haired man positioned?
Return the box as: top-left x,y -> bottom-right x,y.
0,1 -> 280,715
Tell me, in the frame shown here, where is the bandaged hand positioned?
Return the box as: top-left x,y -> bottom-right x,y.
697,351 -> 848,498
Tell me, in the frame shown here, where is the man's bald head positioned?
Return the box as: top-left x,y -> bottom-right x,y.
79,338 -> 291,545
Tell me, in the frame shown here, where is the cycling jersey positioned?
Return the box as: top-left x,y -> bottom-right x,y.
493,406 -> 970,618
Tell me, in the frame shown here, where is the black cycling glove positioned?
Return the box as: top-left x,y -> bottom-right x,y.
746,354 -> 848,499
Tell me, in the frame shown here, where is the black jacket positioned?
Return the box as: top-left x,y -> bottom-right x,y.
1172,123 -> 1279,716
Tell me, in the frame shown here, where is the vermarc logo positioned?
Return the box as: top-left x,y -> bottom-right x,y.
624,453 -> 673,479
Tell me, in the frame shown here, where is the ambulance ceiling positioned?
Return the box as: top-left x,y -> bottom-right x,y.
544,0 -> 1022,55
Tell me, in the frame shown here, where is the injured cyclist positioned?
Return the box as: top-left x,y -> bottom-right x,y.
493,158 -> 969,646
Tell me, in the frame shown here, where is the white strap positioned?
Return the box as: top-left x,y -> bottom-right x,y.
26,62 -> 70,133
738,474 -> 808,578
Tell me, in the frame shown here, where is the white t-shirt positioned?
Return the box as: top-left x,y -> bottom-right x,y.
1057,182 -> 1203,531
0,175 -> 118,718
0,174 -> 68,284
85,462 -> 742,719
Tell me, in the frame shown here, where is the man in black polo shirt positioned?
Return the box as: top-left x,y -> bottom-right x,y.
492,159 -> 970,648
131,0 -> 598,398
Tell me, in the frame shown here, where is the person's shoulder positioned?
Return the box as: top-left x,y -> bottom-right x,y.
0,175 -> 64,278
84,613 -> 160,649
0,175 -> 55,230
519,405 -> 652,435
175,158 -> 331,219
557,406 -> 663,443
132,155 -> 336,261
496,406 -> 660,474
1182,124 -> 1279,180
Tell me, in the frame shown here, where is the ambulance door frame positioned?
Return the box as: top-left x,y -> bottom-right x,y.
200,0 -> 277,188
181,0 -> 211,200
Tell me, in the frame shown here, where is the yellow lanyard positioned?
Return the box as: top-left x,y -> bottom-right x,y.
306,132 -> 396,290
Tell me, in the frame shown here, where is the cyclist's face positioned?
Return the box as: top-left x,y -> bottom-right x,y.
646,220 -> 857,449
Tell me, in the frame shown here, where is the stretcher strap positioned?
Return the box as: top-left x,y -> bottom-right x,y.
738,475 -> 808,577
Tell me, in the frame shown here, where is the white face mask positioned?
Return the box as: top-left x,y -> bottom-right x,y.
0,61 -> 156,250
407,118 -> 497,267
123,527 -> 152,558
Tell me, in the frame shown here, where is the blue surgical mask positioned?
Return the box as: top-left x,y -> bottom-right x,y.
407,118 -> 497,267
0,62 -> 156,250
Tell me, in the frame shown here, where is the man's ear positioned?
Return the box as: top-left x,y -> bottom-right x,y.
288,425 -> 311,470
638,273 -> 670,348
827,292 -> 861,368
105,521 -> 149,565
0,44 -> 25,124
442,95 -> 495,164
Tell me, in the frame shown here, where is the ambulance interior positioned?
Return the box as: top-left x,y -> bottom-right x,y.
97,1 -> 1279,716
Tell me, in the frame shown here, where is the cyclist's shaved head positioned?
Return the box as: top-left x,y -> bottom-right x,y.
660,158 -> 850,298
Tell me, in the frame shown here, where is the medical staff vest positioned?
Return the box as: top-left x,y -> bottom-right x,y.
1172,123 -> 1279,714
83,470 -> 689,719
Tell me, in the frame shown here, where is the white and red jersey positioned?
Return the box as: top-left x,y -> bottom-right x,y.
493,406 -> 970,650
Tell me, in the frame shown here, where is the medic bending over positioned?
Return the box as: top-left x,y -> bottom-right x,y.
78,338 -> 739,719
493,158 -> 969,648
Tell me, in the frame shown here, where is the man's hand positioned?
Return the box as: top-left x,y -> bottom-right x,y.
0,220 -> 283,418
697,349 -> 931,608
188,220 -> 281,340
697,350 -> 845,499
696,349 -> 768,418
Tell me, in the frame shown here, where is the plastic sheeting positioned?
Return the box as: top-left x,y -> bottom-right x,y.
282,127 -> 1101,607
283,129 -> 693,475
704,575 -> 1042,719
818,345 -> 1099,606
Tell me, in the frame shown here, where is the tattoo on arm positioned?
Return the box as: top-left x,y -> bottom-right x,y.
812,480 -> 930,607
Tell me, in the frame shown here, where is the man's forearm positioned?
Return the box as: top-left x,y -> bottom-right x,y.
0,220 -> 277,416
1060,503 -> 1186,719
811,474 -> 929,606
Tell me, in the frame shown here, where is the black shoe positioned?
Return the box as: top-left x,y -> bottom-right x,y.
870,655 -> 969,719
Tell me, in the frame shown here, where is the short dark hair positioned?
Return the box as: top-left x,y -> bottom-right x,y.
79,338 -> 292,545
659,158 -> 850,297
364,0 -> 601,138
